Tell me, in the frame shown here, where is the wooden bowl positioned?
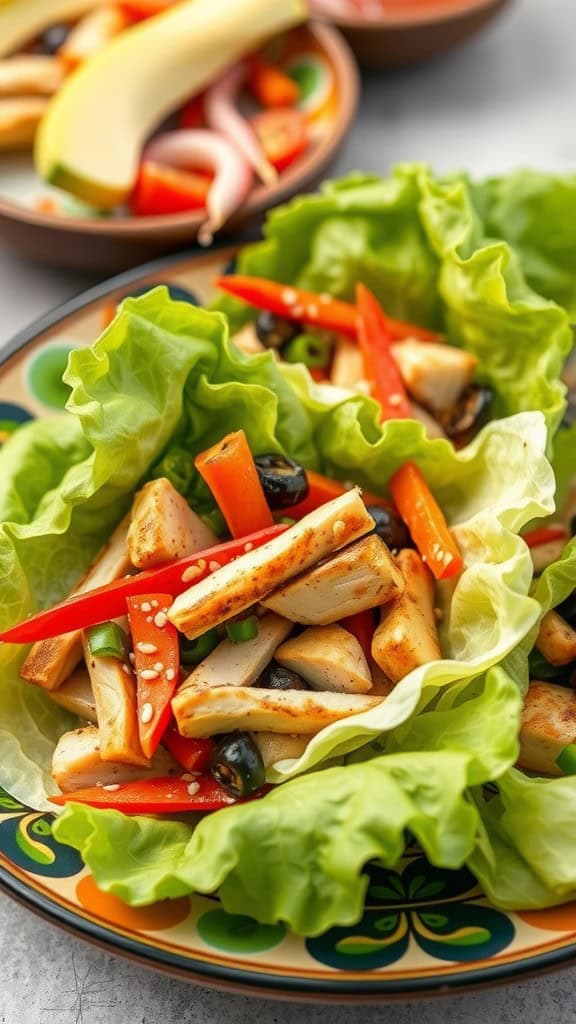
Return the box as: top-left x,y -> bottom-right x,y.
317,0 -> 511,69
0,22 -> 359,273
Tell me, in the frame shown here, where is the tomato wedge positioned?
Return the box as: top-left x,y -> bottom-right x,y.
250,109 -> 308,173
130,161 -> 211,217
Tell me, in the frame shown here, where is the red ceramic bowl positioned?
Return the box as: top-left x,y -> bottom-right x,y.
0,22 -> 359,272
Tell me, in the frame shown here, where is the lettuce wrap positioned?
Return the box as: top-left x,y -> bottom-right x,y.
2,164 -> 576,935
0,281 -> 555,934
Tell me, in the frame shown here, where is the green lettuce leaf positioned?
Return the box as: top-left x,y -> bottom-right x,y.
469,768 -> 576,909
216,164 -> 571,437
53,668 -> 520,933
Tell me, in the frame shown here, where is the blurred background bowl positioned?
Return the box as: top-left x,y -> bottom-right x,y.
0,22 -> 358,273
317,0 -> 511,69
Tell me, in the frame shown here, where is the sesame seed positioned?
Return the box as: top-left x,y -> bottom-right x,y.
434,607 -> 444,622
102,783 -> 120,792
140,702 -> 154,724
281,287 -> 297,305
181,564 -> 204,582
146,616 -> 153,623
140,669 -> 159,681
140,601 -> 152,613
208,560 -> 221,573
121,664 -> 132,676
244,542 -> 253,552
332,519 -> 346,540
154,611 -> 168,628
151,600 -> 159,608
166,668 -> 175,682
388,393 -> 403,407
187,781 -> 200,797
137,642 -> 158,655
128,652 -> 136,665
181,773 -> 197,782
153,662 -> 164,673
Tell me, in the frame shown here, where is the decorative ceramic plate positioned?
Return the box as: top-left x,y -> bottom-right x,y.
1,247 -> 576,1002
0,23 -> 358,273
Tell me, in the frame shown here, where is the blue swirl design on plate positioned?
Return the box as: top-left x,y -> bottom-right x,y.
306,859 -> 515,970
0,787 -> 83,878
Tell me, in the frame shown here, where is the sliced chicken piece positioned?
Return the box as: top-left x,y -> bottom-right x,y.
535,610 -> 576,667
330,335 -> 365,390
0,56 -> 65,97
232,323 -> 266,355
252,731 -> 309,768
20,515 -> 131,691
169,489 -> 375,639
184,613 -> 293,690
128,477 -> 217,569
518,681 -> 576,776
391,339 -> 478,416
371,548 -> 441,683
410,402 -> 446,440
82,634 -> 147,766
0,96 -> 47,150
48,667 -> 97,724
275,625 -> 372,693
172,685 -> 382,737
52,725 -> 177,793
262,534 -> 403,624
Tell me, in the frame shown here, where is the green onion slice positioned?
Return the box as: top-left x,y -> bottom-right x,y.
180,628 -> 219,666
226,616 -> 259,645
87,621 -> 127,659
556,744 -> 576,775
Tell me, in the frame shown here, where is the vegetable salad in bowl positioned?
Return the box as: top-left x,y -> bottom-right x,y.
1,164 -> 575,937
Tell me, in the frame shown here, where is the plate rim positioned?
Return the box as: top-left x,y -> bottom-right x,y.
2,244 -> 576,1000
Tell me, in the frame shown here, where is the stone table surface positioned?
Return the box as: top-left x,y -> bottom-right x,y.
2,0 -> 576,1020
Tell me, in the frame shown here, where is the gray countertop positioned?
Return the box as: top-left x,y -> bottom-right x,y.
2,0 -> 576,1019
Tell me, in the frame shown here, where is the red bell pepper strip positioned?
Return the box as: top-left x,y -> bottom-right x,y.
50,774 -> 243,814
340,610 -> 375,662
195,430 -> 274,539
356,283 -> 411,421
521,525 -> 568,549
0,524 -> 287,645
127,594 -> 180,759
288,470 -> 393,520
215,275 -> 442,344
389,462 -> 463,581
162,723 -> 215,773
130,161 -> 211,217
247,56 -> 300,108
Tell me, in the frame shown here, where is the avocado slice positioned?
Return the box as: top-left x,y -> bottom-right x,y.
0,0 -> 104,59
35,0 -> 307,209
